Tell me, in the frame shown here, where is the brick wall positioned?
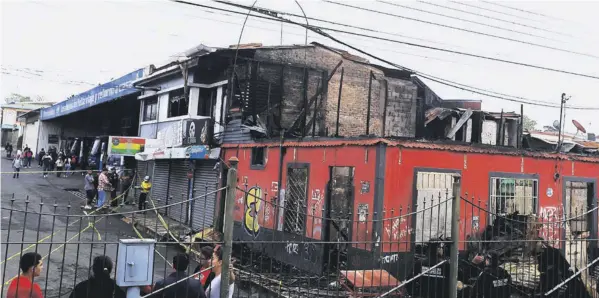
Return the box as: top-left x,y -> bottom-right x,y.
254,46 -> 417,138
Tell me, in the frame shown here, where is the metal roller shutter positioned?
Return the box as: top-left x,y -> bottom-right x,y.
168,160 -> 190,224
150,161 -> 170,215
191,160 -> 219,231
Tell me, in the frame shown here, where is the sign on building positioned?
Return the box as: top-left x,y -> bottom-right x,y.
182,119 -> 211,146
108,136 -> 146,156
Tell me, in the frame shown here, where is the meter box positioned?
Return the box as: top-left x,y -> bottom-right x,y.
116,239 -> 156,287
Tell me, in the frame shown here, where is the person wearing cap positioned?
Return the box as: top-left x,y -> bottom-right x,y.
138,176 -> 152,211
471,252 -> 512,298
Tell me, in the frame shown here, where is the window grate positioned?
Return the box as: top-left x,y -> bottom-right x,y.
284,167 -> 308,235
489,177 -> 538,221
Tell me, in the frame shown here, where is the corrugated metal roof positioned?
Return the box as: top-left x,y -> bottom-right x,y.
221,137 -> 599,162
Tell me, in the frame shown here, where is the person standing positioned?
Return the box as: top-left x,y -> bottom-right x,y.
25,149 -> 33,168
205,245 -> 235,298
109,168 -> 119,207
7,144 -> 13,158
149,253 -> 207,298
194,246 -> 216,288
120,171 -> 133,204
97,168 -> 112,210
6,252 -> 44,298
137,176 -> 152,211
42,154 -> 52,178
38,148 -> 45,167
12,155 -> 22,179
55,157 -> 64,178
70,256 -> 126,298
64,159 -> 71,177
84,170 -> 95,210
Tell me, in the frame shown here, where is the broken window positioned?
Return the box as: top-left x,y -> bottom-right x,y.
198,87 -> 217,117
143,97 -> 158,121
168,88 -> 189,118
284,165 -> 308,235
250,147 -> 265,169
490,177 -> 538,220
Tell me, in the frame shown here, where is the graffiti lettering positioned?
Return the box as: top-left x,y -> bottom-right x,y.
243,187 -> 263,238
302,243 -> 317,263
381,254 -> 399,264
539,206 -> 564,247
384,218 -> 412,241
285,242 -> 299,255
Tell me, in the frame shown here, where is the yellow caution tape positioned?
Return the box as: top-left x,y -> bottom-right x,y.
0,176 -> 137,265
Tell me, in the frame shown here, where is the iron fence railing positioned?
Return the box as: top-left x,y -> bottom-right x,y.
2,163 -> 598,298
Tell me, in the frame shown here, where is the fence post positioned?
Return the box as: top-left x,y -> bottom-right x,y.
220,157 -> 238,298
449,176 -> 461,298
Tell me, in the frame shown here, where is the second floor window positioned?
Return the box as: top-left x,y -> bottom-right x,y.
143,97 -> 158,121
168,88 -> 188,118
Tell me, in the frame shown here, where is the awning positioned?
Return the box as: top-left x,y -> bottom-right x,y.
40,69 -> 144,120
134,146 -> 220,161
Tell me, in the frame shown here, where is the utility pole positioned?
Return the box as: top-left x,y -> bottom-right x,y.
557,93 -> 570,152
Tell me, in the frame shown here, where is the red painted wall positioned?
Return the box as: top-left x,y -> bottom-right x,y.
223,142 -> 599,255
224,145 -> 377,249
383,147 -> 599,252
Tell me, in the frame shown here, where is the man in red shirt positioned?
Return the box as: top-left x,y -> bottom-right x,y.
7,252 -> 44,298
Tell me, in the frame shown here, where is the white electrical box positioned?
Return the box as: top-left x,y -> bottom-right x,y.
116,239 -> 156,287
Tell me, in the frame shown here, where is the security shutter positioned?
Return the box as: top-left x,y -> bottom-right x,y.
168,160 -> 190,224
151,161 -> 170,215
191,160 -> 219,231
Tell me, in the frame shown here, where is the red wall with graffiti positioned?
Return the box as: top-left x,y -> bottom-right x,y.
223,139 -> 599,256
382,143 -> 599,253
223,143 -> 378,248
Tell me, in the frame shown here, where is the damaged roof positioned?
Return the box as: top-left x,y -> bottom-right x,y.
221,137 -> 599,162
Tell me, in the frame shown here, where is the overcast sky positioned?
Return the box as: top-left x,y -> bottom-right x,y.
2,0 -> 599,134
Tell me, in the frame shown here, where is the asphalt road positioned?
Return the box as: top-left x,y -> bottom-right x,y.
0,156 -> 192,298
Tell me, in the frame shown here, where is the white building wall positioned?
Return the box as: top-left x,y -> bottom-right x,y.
23,121 -> 39,154
2,109 -> 18,125
37,121 -> 62,152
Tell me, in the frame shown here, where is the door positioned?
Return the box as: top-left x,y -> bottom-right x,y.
151,161 -> 170,215
563,179 -> 597,282
324,166 -> 354,267
283,164 -> 309,235
168,160 -> 190,224
191,160 -> 219,231
414,171 -> 457,244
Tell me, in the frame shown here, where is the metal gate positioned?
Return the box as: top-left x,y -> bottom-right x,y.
168,160 -> 190,224
414,171 -> 456,244
191,160 -> 219,231
151,160 -> 170,215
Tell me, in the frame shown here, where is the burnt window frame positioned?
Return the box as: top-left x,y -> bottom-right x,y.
488,172 -> 539,222
250,147 -> 266,170
284,163 -> 310,236
167,88 -> 189,118
561,176 -> 598,244
143,97 -> 158,122
198,87 -> 218,117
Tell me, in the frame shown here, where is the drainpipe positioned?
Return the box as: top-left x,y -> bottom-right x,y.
275,129 -> 286,231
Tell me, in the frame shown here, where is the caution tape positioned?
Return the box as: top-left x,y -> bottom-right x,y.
0,169 -> 136,174
0,175 -> 138,265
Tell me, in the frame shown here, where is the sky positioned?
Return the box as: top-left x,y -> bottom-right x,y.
2,0 -> 599,134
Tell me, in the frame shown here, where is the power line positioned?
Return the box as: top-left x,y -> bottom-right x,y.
376,0 -> 561,42
322,0 -> 599,59
186,0 -> 599,110
479,1 -> 569,22
174,0 -> 599,81
448,1 -> 548,24
416,1 -> 573,38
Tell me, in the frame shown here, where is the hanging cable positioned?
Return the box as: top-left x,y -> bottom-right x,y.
322,0 -> 599,59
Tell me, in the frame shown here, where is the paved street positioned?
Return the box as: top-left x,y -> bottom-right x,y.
0,156 -> 194,298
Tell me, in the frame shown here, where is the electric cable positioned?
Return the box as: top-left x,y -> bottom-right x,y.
201,0 -> 599,110
322,0 -> 599,59
376,0 -> 561,41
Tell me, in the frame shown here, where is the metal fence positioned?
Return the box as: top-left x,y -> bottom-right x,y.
2,162 -> 598,298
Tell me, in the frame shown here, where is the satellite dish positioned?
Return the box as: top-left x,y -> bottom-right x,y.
572,119 -> 586,133
552,120 -> 560,131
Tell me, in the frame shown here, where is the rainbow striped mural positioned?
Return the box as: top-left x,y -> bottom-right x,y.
108,136 -> 146,156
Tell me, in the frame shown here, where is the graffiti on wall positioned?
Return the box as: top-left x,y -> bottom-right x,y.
243,187 -> 263,238
384,217 -> 413,241
311,188 -> 324,239
539,206 -> 564,246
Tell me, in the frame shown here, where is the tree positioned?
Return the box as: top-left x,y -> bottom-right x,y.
4,93 -> 45,104
522,115 -> 537,131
